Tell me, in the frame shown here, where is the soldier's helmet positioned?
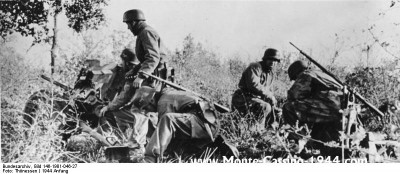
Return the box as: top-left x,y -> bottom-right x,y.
131,86 -> 157,111
123,9 -> 146,22
288,60 -> 308,81
121,48 -> 139,65
262,48 -> 281,62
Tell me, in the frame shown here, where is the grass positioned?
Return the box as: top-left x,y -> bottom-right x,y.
2,35 -> 400,163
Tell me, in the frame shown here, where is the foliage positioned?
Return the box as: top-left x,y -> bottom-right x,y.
0,0 -> 49,41
0,0 -> 108,43
167,34 -> 400,162
64,0 -> 108,33
170,34 -> 235,106
1,42 -> 44,110
345,65 -> 400,106
3,24 -> 400,162
1,44 -> 68,162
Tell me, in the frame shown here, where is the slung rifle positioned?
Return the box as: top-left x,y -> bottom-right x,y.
140,71 -> 231,113
289,42 -> 384,120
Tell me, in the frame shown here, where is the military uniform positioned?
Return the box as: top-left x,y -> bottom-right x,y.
102,61 -> 150,150
144,88 -> 218,162
283,69 -> 343,124
231,61 -> 275,130
133,22 -> 168,91
283,69 -> 343,141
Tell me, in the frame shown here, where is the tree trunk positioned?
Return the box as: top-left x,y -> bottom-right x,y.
50,0 -> 62,117
50,0 -> 61,75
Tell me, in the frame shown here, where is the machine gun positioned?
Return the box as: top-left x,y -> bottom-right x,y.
289,42 -> 384,120
141,71 -> 231,113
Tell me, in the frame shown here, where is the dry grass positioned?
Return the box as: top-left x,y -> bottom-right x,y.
2,34 -> 400,163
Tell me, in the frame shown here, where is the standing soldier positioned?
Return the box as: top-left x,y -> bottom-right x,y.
283,60 -> 343,142
231,48 -> 281,131
123,9 -> 168,91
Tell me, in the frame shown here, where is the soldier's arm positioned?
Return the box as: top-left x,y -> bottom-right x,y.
137,30 -> 161,80
246,66 -> 274,99
287,73 -> 312,101
107,83 -> 135,111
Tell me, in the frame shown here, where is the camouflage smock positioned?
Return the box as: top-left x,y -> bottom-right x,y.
286,69 -> 343,121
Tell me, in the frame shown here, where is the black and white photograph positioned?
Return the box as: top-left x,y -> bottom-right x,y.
1,0 -> 400,172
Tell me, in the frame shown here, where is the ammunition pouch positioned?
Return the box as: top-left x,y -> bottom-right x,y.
143,62 -> 174,92
156,62 -> 175,83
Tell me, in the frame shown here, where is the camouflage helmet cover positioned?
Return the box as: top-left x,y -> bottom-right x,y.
123,9 -> 145,22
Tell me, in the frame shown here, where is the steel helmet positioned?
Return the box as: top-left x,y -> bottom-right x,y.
288,60 -> 308,81
262,48 -> 281,62
121,48 -> 139,65
123,9 -> 145,22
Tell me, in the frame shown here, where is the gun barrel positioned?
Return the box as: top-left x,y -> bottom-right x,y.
40,75 -> 72,91
289,42 -> 384,119
141,72 -> 231,113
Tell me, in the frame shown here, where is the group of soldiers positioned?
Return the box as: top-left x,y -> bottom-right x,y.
96,9 -> 345,162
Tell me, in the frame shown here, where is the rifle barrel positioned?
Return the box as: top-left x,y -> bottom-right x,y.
289,42 -> 384,119
141,72 -> 231,113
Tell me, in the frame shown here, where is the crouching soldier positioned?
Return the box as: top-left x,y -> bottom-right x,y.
96,48 -> 151,154
131,87 -> 238,163
283,60 -> 343,142
231,48 -> 281,131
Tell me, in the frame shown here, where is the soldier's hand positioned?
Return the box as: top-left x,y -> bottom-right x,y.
125,70 -> 136,80
99,106 -> 109,118
133,77 -> 144,88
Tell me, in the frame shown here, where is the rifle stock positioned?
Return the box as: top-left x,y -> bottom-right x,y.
289,42 -> 384,120
140,72 -> 231,113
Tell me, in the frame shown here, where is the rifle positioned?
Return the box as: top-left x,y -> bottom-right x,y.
289,42 -> 384,120
40,75 -> 72,91
140,71 -> 231,113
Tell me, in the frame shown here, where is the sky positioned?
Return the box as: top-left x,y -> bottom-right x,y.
103,0 -> 399,64
8,0 -> 400,67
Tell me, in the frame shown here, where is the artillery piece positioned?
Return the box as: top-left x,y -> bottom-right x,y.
23,60 -> 128,158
